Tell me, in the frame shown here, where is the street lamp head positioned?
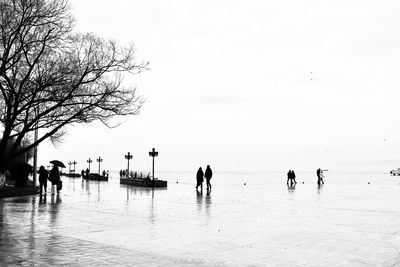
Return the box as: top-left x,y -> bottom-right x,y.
149,148 -> 159,157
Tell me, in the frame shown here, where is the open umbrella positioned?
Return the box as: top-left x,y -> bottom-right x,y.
50,160 -> 66,168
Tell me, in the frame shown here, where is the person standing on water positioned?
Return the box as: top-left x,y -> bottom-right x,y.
196,167 -> 204,192
205,165 -> 213,191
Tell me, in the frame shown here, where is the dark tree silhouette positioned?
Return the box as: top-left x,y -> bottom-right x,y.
0,0 -> 148,168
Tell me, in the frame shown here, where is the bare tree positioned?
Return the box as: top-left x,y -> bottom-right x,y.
0,0 -> 148,168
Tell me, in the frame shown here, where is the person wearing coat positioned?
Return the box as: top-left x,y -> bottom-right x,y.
38,166 -> 48,195
49,165 -> 61,195
196,167 -> 204,192
204,165 -> 213,191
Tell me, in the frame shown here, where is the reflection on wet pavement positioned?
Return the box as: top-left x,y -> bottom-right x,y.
1,172 -> 400,266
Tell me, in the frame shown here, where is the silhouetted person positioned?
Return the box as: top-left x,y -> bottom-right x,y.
38,166 -> 48,195
205,165 -> 212,191
320,169 -> 325,184
81,169 -> 85,178
317,168 -> 324,185
196,167 -> 204,192
287,170 -> 291,185
291,170 -> 297,185
85,168 -> 89,177
49,165 -> 60,195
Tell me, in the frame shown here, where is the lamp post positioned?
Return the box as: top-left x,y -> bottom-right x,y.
68,161 -> 72,173
148,148 -> 158,181
32,108 -> 38,188
72,160 -> 77,173
96,157 -> 103,175
125,152 -> 133,175
87,158 -> 92,172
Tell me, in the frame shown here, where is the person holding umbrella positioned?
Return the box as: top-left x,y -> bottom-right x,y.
49,160 -> 64,195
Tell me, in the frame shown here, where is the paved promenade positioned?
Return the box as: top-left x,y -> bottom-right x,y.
1,172 -> 400,266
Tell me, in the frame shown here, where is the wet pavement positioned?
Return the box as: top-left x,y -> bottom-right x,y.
1,171 -> 400,266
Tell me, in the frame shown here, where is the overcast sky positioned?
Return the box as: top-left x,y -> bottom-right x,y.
40,0 -> 400,172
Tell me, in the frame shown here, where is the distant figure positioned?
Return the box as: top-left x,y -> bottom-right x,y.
81,169 -> 85,178
291,170 -> 297,185
320,169 -> 325,184
317,168 -> 324,185
196,167 -> 204,191
205,165 -> 213,191
107,170 -> 109,178
102,170 -> 106,177
38,166 -> 48,195
286,170 -> 296,186
49,165 -> 61,195
85,168 -> 89,177
119,170 -> 123,178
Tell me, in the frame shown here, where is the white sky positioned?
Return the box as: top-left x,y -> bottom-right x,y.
39,0 -> 400,172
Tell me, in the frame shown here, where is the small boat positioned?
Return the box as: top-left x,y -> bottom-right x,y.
120,177 -> 167,188
83,173 -> 109,181
390,168 -> 400,176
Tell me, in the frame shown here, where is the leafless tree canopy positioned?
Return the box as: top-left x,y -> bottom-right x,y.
0,0 -> 148,167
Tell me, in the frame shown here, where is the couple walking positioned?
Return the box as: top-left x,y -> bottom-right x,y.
287,170 -> 297,186
196,165 -> 212,192
38,165 -> 62,195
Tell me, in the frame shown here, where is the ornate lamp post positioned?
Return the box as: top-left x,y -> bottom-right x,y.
96,157 -> 103,175
125,152 -> 133,175
72,160 -> 77,173
148,148 -> 158,181
87,158 -> 92,172
68,161 -> 72,173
